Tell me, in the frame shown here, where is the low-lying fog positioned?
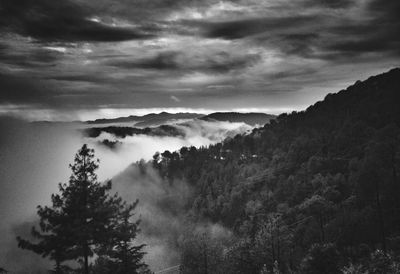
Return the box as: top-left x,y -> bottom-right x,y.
0,116 -> 252,273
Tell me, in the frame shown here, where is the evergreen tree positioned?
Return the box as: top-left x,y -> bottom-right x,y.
95,199 -> 148,274
17,144 -> 133,273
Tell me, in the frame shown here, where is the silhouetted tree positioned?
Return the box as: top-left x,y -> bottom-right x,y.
17,145 -> 134,274
95,199 -> 148,274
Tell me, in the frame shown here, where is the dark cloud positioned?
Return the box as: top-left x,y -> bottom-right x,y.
111,51 -> 181,70
91,0 -> 220,22
188,16 -> 318,40
305,0 -> 355,9
107,51 -> 260,73
270,33 -> 320,57
0,47 -> 60,67
0,72 -> 111,108
0,0 -> 156,42
0,0 -> 399,117
320,2 -> 400,58
367,0 -> 400,19
0,73 -> 51,104
328,36 -> 400,55
268,67 -> 319,81
48,74 -> 106,83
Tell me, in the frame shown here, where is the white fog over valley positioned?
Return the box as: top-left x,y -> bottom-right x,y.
0,116 -> 254,272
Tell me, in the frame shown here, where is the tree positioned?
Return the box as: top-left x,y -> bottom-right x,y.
300,195 -> 334,243
300,243 -> 342,274
17,144 -> 134,273
180,227 -> 227,274
95,199 -> 148,274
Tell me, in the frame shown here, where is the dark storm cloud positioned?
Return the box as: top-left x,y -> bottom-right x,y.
266,33 -> 320,58
0,73 -> 50,104
188,16 -> 318,40
173,0 -> 399,60
367,0 -> 400,19
321,4 -> 400,58
269,67 -> 320,81
48,74 -> 107,83
304,0 -> 355,9
0,0 -> 399,118
111,51 -> 181,70
328,36 -> 400,55
0,72 -> 114,108
0,46 -> 60,67
92,0 -> 220,22
107,51 -> 261,73
0,0 -> 156,42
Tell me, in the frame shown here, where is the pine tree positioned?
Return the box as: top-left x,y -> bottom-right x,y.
94,199 -> 148,274
17,144 -> 125,273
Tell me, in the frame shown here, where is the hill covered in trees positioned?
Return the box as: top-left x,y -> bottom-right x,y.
85,112 -> 275,128
200,112 -> 275,126
150,68 -> 400,273
86,112 -> 204,127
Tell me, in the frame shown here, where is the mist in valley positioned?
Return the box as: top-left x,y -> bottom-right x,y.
0,116 -> 249,272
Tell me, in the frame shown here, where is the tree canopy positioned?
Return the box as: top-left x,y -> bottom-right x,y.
17,145 -> 148,274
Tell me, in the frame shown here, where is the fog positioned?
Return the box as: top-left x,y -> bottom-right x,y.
111,162 -> 234,272
111,163 -> 188,271
0,117 -> 82,273
0,116 -> 250,272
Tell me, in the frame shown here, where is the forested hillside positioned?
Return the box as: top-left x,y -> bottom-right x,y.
200,112 -> 275,126
152,68 -> 400,273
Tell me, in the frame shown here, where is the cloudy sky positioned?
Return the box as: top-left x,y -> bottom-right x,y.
0,0 -> 399,120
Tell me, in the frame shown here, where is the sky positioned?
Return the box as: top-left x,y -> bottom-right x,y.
0,0 -> 399,121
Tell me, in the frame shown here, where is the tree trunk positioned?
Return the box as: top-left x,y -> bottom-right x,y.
83,155 -> 89,274
375,181 -> 387,253
319,214 -> 325,243
55,260 -> 61,274
83,243 -> 89,274
276,221 -> 280,268
203,244 -> 208,274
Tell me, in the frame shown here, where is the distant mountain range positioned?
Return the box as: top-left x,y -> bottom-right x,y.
86,111 -> 275,127
85,125 -> 186,139
86,112 -> 203,127
200,112 -> 275,126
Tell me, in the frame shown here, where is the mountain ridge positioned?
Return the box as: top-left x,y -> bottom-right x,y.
200,112 -> 275,126
148,67 -> 400,273
86,111 -> 276,127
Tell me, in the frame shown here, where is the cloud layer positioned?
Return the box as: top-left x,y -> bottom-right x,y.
0,0 -> 399,119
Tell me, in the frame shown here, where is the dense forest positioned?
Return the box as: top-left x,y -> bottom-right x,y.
150,68 -> 400,273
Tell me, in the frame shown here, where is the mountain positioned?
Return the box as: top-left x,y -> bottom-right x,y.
86,112 -> 203,126
200,112 -> 275,126
83,112 -> 275,144
149,68 -> 400,273
86,111 -> 275,128
84,124 -> 186,139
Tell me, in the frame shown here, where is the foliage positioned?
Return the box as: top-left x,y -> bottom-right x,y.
94,200 -> 147,274
151,69 -> 400,272
300,243 -> 342,273
17,145 -> 147,273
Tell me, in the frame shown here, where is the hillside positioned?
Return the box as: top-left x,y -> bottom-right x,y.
86,111 -> 275,128
150,68 -> 400,273
86,112 -> 203,126
200,112 -> 275,126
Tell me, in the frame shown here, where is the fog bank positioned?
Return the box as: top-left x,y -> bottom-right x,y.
0,116 -> 250,272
